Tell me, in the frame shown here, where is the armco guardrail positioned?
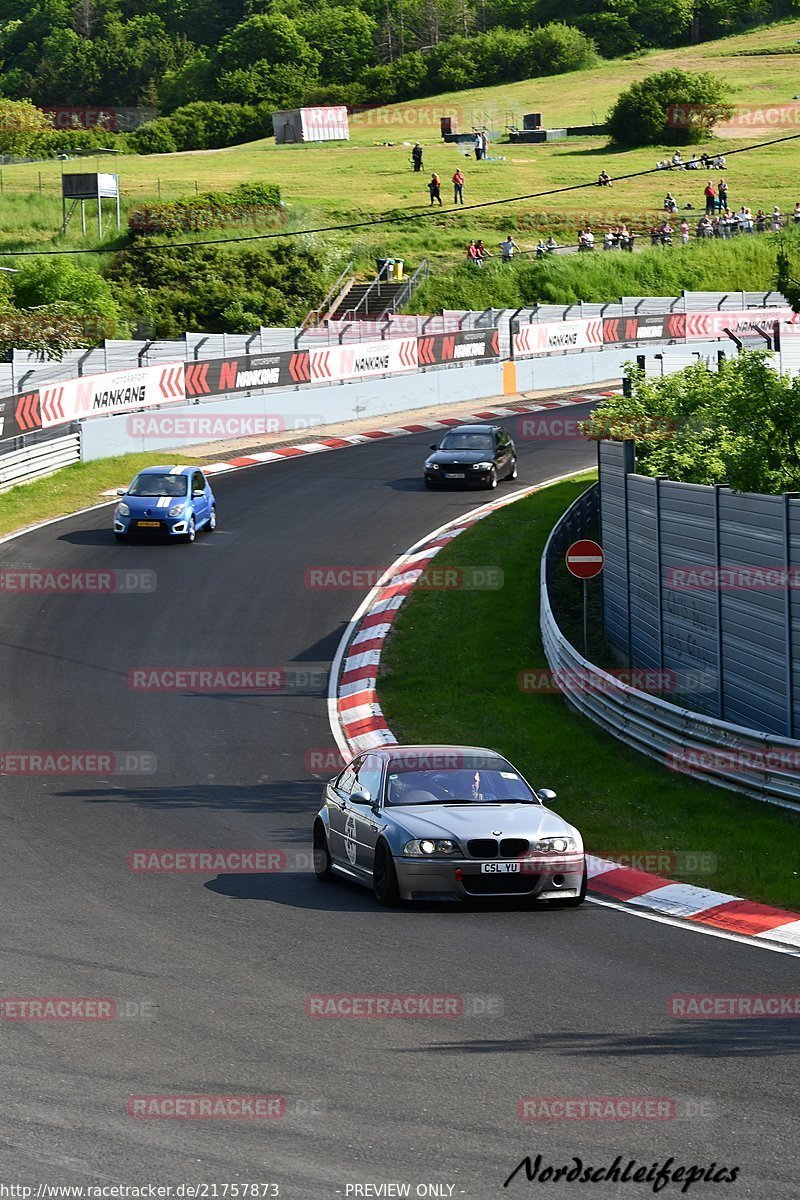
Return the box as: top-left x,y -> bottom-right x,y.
541,483 -> 800,812
0,428 -> 80,493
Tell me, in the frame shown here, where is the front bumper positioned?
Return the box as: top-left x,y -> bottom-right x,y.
114,516 -> 189,537
424,468 -> 492,487
394,854 -> 585,901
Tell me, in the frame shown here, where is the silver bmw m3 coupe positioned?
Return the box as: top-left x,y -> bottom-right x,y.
312,744 -> 587,907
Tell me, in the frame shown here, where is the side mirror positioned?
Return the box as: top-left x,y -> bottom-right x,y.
193,489 -> 204,497
116,488 -> 127,496
430,443 -> 438,451
537,788 -> 557,804
349,786 -> 372,806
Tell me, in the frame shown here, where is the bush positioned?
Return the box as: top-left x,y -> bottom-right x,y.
128,119 -> 179,155
0,99 -> 52,156
108,241 -> 332,338
128,182 -> 282,235
607,69 -> 733,146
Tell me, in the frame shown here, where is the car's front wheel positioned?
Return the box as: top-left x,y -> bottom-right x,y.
206,506 -> 217,532
313,821 -> 333,881
484,467 -> 498,490
507,457 -> 518,480
373,841 -> 400,907
184,516 -> 196,543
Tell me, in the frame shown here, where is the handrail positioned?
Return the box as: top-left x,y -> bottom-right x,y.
383,259 -> 429,317
297,260 -> 354,345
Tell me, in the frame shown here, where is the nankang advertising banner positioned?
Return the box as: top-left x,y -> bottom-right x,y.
0,389 -> 41,440
602,314 -> 686,344
184,351 -> 310,397
309,338 -> 418,384
38,363 -> 186,430
417,329 -> 500,365
684,308 -> 798,341
513,319 -> 603,358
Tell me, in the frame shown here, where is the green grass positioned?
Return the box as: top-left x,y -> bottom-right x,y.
378,474 -> 800,910
3,21 -> 800,275
0,452 -> 197,541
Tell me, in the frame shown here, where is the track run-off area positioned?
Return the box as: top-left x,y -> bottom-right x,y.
0,398 -> 796,1195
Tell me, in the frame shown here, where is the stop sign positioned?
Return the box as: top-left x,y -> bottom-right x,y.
565,539 -> 604,580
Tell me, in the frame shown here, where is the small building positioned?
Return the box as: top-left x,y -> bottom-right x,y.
272,106 -> 349,144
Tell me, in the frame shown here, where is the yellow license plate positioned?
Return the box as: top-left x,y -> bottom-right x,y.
136,520 -> 161,527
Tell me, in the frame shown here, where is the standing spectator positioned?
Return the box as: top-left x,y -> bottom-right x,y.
452,168 -> 465,205
726,209 -> 739,237
603,229 -> 615,250
499,233 -> 518,261
659,220 -> 673,244
717,178 -> 728,212
772,206 -> 783,231
481,131 -> 489,159
544,234 -> 558,252
474,134 -> 482,161
476,239 -> 491,262
536,239 -> 546,259
738,205 -> 753,233
428,173 -> 442,206
756,208 -> 768,234
618,223 -> 633,251
697,215 -> 713,238
680,218 -> 690,245
704,180 -> 717,215
412,142 -> 423,172
467,239 -> 482,267
578,227 -> 595,250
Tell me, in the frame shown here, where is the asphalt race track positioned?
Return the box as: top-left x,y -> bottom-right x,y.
0,402 -> 797,1196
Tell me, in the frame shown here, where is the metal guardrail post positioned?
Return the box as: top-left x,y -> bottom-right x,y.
77,348 -> 93,378
713,485 -> 724,720
137,341 -> 153,367
784,493 -> 797,737
193,337 -> 208,361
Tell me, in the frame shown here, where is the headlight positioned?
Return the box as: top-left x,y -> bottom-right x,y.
427,463 -> 439,470
168,503 -> 187,517
472,462 -> 493,470
532,836 -> 576,854
116,502 -> 130,516
403,838 -> 460,857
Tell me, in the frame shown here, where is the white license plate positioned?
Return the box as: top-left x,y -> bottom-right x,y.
445,472 -> 465,479
481,862 -> 519,874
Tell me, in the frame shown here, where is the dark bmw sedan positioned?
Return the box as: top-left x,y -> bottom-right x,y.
424,424 -> 517,490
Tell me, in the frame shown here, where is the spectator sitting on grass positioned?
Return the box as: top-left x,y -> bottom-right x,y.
714,154 -> 727,169
664,192 -> 678,212
794,201 -> 800,224
671,151 -> 684,168
598,170 -> 612,187
687,154 -> 699,170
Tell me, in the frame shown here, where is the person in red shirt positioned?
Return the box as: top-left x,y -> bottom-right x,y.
467,239 -> 482,267
452,168 -> 465,205
704,180 -> 716,216
428,173 -> 442,206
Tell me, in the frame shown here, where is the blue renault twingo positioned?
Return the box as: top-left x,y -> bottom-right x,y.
113,466 -> 217,543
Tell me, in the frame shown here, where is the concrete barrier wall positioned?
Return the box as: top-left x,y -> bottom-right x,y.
81,341 -> 726,462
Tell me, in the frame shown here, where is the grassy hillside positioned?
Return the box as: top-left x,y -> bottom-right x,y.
3,21 -> 800,289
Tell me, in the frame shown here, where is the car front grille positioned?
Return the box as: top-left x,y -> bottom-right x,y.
468,838 -> 498,858
467,838 -> 529,859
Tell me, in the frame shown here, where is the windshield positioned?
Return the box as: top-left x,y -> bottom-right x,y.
385,762 -> 538,806
438,432 -> 493,452
128,473 -> 189,498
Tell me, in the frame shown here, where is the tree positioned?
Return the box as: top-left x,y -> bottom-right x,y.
0,99 -> 51,155
298,7 -> 378,85
607,68 -> 733,146
581,353 -> 800,494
